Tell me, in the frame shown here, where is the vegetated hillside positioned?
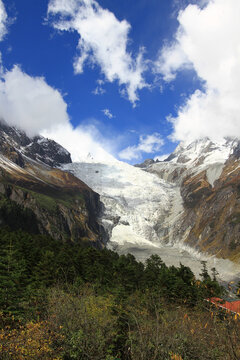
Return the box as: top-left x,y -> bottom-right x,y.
142,138 -> 240,262
0,124 -> 240,359
0,121 -> 104,247
1,224 -> 237,360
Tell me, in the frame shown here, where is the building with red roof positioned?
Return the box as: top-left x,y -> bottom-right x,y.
208,297 -> 240,314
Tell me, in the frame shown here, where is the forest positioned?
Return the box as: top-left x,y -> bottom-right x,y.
0,198 -> 239,359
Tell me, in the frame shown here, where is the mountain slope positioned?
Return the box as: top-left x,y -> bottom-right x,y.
0,120 -> 71,168
141,138 -> 240,260
61,141 -> 240,281
0,122 -> 104,247
1,121 -> 239,279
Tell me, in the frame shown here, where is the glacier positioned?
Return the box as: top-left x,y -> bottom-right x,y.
61,138 -> 240,282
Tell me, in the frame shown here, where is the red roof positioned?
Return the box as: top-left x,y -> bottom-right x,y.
208,297 -> 240,314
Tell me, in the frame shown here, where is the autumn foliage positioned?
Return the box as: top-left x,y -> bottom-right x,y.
0,226 -> 240,359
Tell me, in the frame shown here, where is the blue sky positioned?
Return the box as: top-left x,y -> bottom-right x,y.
0,0 -> 239,163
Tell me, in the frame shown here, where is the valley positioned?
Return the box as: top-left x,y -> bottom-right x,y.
61,137 -> 240,281
0,122 -> 240,281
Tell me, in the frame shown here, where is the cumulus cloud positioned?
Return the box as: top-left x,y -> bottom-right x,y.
155,43 -> 191,82
42,123 -> 115,162
47,0 -> 147,104
102,108 -> 114,119
0,65 -> 114,161
0,65 -> 69,136
119,133 -> 164,161
156,0 -> 240,142
0,0 -> 7,41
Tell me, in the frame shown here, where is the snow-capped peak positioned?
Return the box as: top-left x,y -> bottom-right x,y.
168,137 -> 238,167
148,137 -> 239,186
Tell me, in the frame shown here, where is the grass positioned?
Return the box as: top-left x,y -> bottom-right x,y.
11,184 -> 86,213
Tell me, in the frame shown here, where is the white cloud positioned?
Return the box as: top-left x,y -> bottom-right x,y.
0,0 -> 7,41
0,65 -> 69,136
92,86 -> 105,95
119,133 -> 164,161
154,43 -> 191,82
92,79 -> 106,95
47,0 -> 147,104
102,108 -> 114,119
156,0 -> 240,142
42,123 -> 115,162
0,65 -> 115,162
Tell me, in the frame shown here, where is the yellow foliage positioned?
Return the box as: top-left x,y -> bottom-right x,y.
170,352 -> 183,360
0,320 -> 64,360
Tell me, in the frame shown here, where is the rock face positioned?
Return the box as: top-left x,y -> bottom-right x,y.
1,120 -> 239,269
134,158 -> 157,168
0,122 -> 104,247
142,137 -> 240,261
0,120 -> 71,167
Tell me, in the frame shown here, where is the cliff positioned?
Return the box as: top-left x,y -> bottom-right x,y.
0,122 -> 104,247
141,138 -> 240,261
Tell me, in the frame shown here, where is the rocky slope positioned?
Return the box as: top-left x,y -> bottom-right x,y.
0,120 -> 71,168
0,121 -> 104,247
1,120 -> 239,279
61,138 -> 240,280
140,138 -> 240,261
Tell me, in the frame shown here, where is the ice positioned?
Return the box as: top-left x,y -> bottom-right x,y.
61,138 -> 240,281
62,159 -> 177,246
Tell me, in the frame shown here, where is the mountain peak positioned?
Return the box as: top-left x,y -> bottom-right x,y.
0,121 -> 72,167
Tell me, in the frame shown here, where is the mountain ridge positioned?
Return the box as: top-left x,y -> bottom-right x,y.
62,136 -> 240,280
0,121 -> 240,280
137,137 -> 240,260
0,121 -> 104,247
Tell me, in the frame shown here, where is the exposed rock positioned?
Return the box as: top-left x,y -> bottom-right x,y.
181,171 -> 213,208
143,137 -> 240,262
0,158 -> 105,247
0,120 -> 72,167
180,158 -> 240,259
0,155 -> 103,247
0,121 -> 104,247
134,158 -> 156,168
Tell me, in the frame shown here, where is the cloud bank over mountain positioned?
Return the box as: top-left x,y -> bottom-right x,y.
0,66 -> 69,136
0,0 -> 239,164
119,133 -> 164,161
0,65 -> 114,161
156,0 -> 240,142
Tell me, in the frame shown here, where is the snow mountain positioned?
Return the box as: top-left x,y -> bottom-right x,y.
0,120 -> 71,168
0,120 -> 239,281
62,137 -> 240,280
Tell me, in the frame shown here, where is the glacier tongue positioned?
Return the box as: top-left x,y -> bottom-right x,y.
61,159 -> 178,247
61,156 -> 240,281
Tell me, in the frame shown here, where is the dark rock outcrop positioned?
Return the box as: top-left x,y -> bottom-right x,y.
0,121 -> 104,248
0,120 -> 72,167
134,158 -> 157,168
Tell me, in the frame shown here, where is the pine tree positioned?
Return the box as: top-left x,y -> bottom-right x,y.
0,233 -> 27,315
